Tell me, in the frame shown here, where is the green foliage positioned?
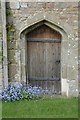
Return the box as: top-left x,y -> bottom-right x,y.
21,90 -> 29,100
6,9 -> 12,16
6,23 -> 15,41
6,23 -> 15,32
0,52 -> 2,62
0,52 -> 2,56
0,32 -> 2,37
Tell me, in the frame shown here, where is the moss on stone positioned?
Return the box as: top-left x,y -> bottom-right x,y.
6,8 -> 12,16
6,23 -> 16,41
0,52 -> 2,62
6,23 -> 15,32
7,50 -> 16,64
0,32 -> 2,37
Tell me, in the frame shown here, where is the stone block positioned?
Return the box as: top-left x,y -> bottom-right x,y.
61,79 -> 68,96
8,50 -> 16,64
45,2 -> 54,8
14,50 -> 20,63
20,2 -> 28,8
7,39 -> 16,50
68,80 -> 78,96
10,2 -> 20,9
27,2 -> 37,8
8,64 -> 17,81
67,67 -> 78,80
62,65 -> 67,78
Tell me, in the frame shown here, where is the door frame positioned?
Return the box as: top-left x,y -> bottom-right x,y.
20,18 -> 68,96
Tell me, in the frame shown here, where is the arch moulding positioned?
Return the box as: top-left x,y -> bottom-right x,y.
19,12 -> 71,96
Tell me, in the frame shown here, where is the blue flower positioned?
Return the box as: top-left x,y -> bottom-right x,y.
0,82 -> 46,102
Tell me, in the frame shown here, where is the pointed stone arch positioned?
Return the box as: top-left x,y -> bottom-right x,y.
19,11 -> 72,37
19,11 -> 70,95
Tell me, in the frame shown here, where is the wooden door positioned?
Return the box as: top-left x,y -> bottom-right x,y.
27,25 -> 61,94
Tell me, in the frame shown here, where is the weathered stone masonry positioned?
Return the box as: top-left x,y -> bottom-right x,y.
0,2 -> 78,96
0,2 -> 2,89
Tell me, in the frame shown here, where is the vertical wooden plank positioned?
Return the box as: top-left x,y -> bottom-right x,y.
59,43 -> 61,78
43,43 -> 46,79
35,42 -> 44,78
52,43 -> 55,79
54,43 -> 60,79
39,42 -> 44,77
27,42 -> 31,78
28,42 -> 35,78
33,42 -> 37,77
51,43 -> 55,78
49,43 -> 53,78
35,42 -> 38,78
55,43 -> 61,79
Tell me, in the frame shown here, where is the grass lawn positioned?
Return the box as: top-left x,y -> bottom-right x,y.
2,97 -> 78,118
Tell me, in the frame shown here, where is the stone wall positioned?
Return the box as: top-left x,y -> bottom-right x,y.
78,2 -> 80,95
0,1 -> 3,89
2,2 -> 78,96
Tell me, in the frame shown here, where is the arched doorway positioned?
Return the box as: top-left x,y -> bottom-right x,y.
20,16 -> 68,95
26,24 -> 62,94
